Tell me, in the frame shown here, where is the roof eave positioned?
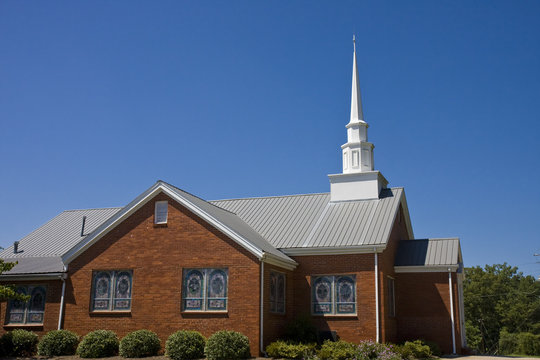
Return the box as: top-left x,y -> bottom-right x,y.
282,245 -> 386,256
0,272 -> 66,281
394,265 -> 459,273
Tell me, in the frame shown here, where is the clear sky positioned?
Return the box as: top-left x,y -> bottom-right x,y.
1,1 -> 539,277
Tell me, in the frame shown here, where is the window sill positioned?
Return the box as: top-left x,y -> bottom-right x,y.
4,323 -> 43,328
311,314 -> 358,318
153,223 -> 168,228
90,311 -> 132,317
181,311 -> 228,317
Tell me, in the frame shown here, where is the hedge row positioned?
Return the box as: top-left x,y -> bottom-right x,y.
265,339 -> 440,360
0,328 -> 251,359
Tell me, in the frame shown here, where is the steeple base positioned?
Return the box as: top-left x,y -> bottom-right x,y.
328,171 -> 388,201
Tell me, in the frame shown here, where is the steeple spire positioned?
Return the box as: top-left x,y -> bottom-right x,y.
328,36 -> 388,202
350,35 -> 365,124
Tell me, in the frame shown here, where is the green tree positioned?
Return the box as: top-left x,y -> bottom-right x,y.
0,259 -> 30,301
464,263 -> 540,354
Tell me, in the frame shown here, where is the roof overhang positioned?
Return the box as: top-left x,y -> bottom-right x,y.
394,265 -> 459,273
262,253 -> 297,271
282,245 -> 386,256
0,273 -> 66,281
62,182 -> 297,270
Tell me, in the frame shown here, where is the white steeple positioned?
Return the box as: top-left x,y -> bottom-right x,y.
328,36 -> 388,201
342,35 -> 373,174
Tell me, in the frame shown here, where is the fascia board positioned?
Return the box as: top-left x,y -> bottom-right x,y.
262,253 -> 297,271
62,183 -> 164,264
63,182 -> 267,265
0,273 -> 65,281
399,190 -> 415,239
282,245 -> 386,256
394,265 -> 459,273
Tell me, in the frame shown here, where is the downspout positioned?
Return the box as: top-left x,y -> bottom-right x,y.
57,269 -> 68,330
260,260 -> 265,355
374,249 -> 380,343
448,269 -> 456,354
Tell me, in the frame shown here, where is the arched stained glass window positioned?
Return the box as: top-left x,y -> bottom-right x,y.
6,285 -> 48,324
312,276 -> 333,314
336,276 -> 355,314
207,269 -> 227,310
8,287 -> 27,323
182,268 -> 228,312
270,271 -> 286,314
93,272 -> 111,310
28,286 -> 46,323
114,271 -> 132,310
184,270 -> 204,310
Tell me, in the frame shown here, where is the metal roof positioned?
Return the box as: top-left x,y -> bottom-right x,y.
210,187 -> 404,249
394,238 -> 461,267
0,208 -> 121,259
0,256 -> 65,275
164,183 -> 294,263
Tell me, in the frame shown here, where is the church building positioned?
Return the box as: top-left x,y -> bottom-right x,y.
0,40 -> 465,355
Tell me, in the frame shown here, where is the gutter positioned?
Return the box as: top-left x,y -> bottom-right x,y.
0,272 -> 65,281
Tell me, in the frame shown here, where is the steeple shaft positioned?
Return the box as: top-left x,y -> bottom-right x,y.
350,36 -> 365,124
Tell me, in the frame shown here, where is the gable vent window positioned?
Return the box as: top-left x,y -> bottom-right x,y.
155,201 -> 168,224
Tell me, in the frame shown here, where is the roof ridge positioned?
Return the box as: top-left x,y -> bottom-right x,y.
210,192 -> 330,202
63,207 -> 123,212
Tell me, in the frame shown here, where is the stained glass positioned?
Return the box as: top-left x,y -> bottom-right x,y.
270,272 -> 285,314
7,286 -> 47,324
183,268 -> 228,312
208,270 -> 226,298
312,275 -> 356,315
94,272 -> 111,299
186,270 -> 203,298
313,276 -> 333,314
115,272 -> 132,299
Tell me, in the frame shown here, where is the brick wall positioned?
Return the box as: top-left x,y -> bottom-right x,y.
380,205 -> 412,343
396,271 -> 463,354
290,253 -> 377,343
62,193 -> 262,356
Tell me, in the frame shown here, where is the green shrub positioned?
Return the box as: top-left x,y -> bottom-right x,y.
517,332 -> 540,356
318,340 -> 357,360
499,329 -> 519,355
120,330 -> 161,358
38,329 -> 79,356
266,340 -> 317,359
356,340 -> 401,360
204,330 -> 250,360
420,340 -> 441,357
1,329 -> 39,356
77,330 -> 119,358
284,314 -> 318,343
398,340 -> 432,359
165,330 -> 206,360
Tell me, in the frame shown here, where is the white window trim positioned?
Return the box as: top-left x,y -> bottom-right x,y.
269,271 -> 286,314
154,201 -> 168,224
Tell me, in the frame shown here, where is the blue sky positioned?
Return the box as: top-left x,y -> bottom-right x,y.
1,1 -> 539,277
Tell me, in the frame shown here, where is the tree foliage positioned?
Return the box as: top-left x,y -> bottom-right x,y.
464,263 -> 540,354
0,259 -> 30,302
